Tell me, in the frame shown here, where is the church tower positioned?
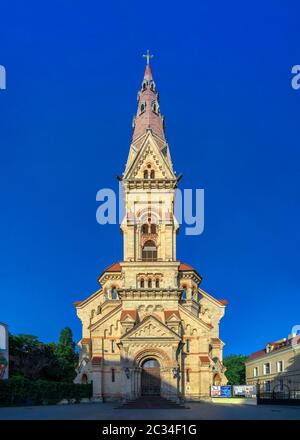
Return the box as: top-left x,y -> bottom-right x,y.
74,55 -> 228,402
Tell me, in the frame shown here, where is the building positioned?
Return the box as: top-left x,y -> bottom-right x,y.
0,322 -> 9,379
245,333 -> 300,393
74,57 -> 228,402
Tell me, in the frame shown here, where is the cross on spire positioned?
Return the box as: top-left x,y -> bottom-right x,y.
143,50 -> 154,65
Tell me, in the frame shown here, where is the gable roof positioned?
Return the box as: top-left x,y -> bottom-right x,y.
164,310 -> 181,321
120,310 -> 137,321
120,314 -> 181,340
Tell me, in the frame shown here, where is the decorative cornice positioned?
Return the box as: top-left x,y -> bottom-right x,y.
117,288 -> 183,301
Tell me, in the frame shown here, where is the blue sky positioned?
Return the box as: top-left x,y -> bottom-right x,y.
1,0 -> 299,356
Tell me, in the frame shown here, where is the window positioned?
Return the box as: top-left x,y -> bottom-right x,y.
263,363 -> 270,375
186,369 -> 190,383
91,309 -> 95,318
111,288 -> 118,300
155,279 -> 159,288
112,340 -> 116,353
142,224 -> 148,234
140,278 -> 144,288
277,360 -> 284,373
142,240 -> 157,262
253,367 -> 259,377
97,305 -> 101,315
150,170 -> 155,179
150,223 -> 156,234
143,170 -> 148,179
186,339 -> 190,353
181,289 -> 187,301
264,381 -> 271,392
140,103 -> 146,113
148,279 -> 152,288
111,369 -> 115,382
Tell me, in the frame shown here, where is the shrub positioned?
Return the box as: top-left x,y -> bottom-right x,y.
0,376 -> 92,406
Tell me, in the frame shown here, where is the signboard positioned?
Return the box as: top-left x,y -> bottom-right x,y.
211,385 -> 232,397
233,385 -> 256,398
0,322 -> 9,379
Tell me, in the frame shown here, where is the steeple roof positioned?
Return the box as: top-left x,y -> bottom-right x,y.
132,58 -> 165,142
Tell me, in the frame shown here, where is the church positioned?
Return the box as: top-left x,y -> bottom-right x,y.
74,55 -> 228,402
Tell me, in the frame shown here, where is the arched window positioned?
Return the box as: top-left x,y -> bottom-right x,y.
150,224 -> 156,234
142,81 -> 147,90
142,240 -> 157,262
140,103 -> 146,113
143,170 -> 148,179
140,278 -> 145,288
97,305 -> 101,315
142,224 -> 148,234
181,289 -> 187,301
148,279 -> 152,288
155,279 -> 159,288
111,288 -> 118,300
91,309 -> 95,318
150,170 -> 155,179
111,369 -> 115,382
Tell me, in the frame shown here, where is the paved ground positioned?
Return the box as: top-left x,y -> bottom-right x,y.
0,401 -> 300,420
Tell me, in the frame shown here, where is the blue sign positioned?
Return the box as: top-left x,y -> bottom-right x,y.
220,385 -> 232,397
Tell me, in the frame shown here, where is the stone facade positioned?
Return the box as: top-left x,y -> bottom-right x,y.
74,61 -> 227,402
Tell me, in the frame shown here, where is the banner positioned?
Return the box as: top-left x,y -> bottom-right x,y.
211,385 -> 232,397
0,322 -> 9,379
233,385 -> 256,398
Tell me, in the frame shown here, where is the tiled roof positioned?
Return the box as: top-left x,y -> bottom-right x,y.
211,338 -> 221,344
120,310 -> 137,321
199,356 -> 210,364
104,262 -> 121,272
218,299 -> 228,305
73,301 -> 82,306
164,310 -> 181,321
247,336 -> 300,361
91,356 -> 102,365
178,263 -> 195,271
81,338 -> 91,344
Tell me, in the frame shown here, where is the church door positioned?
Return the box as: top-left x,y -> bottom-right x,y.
141,359 -> 161,396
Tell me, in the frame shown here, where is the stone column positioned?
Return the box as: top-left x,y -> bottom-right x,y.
92,368 -> 103,402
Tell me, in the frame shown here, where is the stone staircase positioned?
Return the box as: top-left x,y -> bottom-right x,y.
116,395 -> 187,409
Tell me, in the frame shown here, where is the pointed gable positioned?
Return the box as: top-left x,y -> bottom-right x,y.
124,131 -> 175,181
120,315 -> 181,340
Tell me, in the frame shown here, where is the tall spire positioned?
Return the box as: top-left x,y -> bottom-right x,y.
132,52 -> 165,142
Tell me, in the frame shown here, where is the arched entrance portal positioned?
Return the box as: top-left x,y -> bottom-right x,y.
141,359 -> 161,396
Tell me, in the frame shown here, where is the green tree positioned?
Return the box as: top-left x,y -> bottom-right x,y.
8,330 -> 78,382
223,354 -> 247,385
55,327 -> 78,382
9,334 -> 61,380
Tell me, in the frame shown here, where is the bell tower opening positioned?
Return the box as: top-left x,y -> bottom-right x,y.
142,240 -> 157,262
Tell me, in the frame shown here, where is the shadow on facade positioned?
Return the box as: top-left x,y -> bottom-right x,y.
78,355 -> 193,403
257,351 -> 300,404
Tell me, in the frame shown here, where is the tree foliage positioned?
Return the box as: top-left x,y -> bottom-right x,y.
223,354 -> 247,385
9,328 -> 78,382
